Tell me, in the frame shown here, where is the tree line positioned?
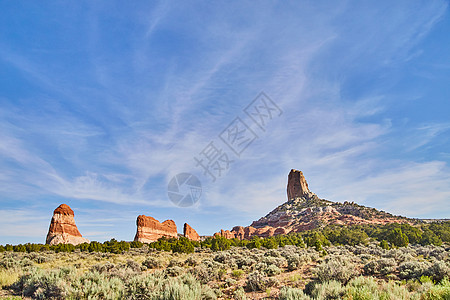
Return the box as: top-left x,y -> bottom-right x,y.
1,221 -> 448,254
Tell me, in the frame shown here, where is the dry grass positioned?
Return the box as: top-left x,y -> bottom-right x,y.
0,269 -> 20,289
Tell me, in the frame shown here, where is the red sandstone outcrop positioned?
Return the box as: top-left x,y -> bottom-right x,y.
46,204 -> 89,245
212,169 -> 415,240
183,223 -> 200,241
214,229 -> 236,239
287,169 -> 314,200
134,215 -> 177,243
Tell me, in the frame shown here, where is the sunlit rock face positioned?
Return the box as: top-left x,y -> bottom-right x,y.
183,223 -> 200,241
287,169 -> 314,200
46,204 -> 89,245
134,215 -> 177,243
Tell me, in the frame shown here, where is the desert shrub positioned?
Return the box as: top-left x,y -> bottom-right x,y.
398,261 -> 431,280
363,258 -> 397,276
358,253 -> 373,263
0,255 -> 33,269
224,278 -> 236,287
192,265 -> 216,283
12,267 -> 75,299
71,270 -> 125,299
127,272 -> 216,300
344,276 -> 380,299
200,258 -> 222,270
213,252 -> 233,264
310,280 -> 345,299
234,286 -> 247,300
184,256 -> 199,266
160,278 -> 202,299
90,261 -> 139,281
161,273 -> 217,300
286,253 -> 303,271
419,277 -> 450,300
235,256 -> 256,269
91,261 -> 117,273
142,256 -> 164,269
246,270 -> 274,291
262,256 -> 287,268
278,286 -> 311,300
426,260 -> 450,282
125,272 -> 165,299
265,249 -> 281,257
168,259 -> 185,267
125,259 -> 142,272
0,269 -> 20,288
429,247 -> 447,260
314,256 -> 359,283
27,253 -> 53,264
265,264 -> 281,276
165,266 -> 185,277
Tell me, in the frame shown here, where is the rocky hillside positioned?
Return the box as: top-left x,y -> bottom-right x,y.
215,169 -> 415,239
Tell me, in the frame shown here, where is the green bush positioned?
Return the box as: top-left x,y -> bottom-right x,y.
387,228 -> 409,248
379,240 -> 390,250
211,236 -> 231,252
172,237 -> 194,254
246,237 -> 262,249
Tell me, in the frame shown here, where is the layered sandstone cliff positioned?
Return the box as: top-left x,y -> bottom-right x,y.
46,204 -> 89,245
134,215 -> 177,243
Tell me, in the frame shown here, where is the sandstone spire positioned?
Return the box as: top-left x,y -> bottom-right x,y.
183,223 -> 200,241
287,169 -> 313,200
46,204 -> 89,245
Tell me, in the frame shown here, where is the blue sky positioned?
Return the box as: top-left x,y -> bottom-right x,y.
1,1 -> 449,245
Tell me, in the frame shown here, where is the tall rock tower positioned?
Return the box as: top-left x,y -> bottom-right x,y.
287,169 -> 314,200
46,204 -> 89,245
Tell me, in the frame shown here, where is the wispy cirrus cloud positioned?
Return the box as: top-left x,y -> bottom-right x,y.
0,1 -> 449,244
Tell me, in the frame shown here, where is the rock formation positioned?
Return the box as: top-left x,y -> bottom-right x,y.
213,169 -> 415,240
183,223 -> 200,241
46,204 -> 89,245
134,215 -> 177,243
287,169 -> 314,200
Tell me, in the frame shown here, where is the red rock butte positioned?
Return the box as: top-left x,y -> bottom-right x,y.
213,169 -> 412,240
134,215 -> 178,243
46,204 -> 89,245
